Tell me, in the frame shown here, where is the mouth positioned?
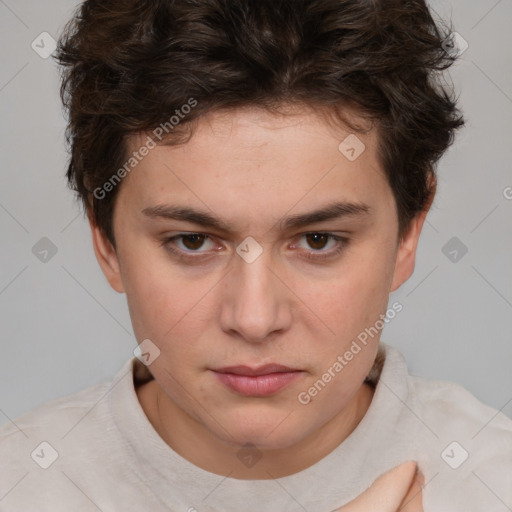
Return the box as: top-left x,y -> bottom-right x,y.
211,364 -> 304,396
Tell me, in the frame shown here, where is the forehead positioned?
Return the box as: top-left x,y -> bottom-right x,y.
117,106 -> 391,230
149,104 -> 377,158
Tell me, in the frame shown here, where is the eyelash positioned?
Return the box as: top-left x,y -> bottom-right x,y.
160,233 -> 349,263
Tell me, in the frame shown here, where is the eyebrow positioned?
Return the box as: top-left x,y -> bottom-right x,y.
141,200 -> 372,233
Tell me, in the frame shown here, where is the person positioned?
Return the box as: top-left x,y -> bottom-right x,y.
1,0 -> 510,511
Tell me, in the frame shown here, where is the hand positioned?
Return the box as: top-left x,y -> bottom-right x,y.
333,461 -> 424,512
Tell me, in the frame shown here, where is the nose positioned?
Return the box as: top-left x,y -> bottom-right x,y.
218,245 -> 292,343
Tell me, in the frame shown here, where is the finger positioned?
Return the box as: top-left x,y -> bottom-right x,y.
397,468 -> 425,512
335,461 -> 418,512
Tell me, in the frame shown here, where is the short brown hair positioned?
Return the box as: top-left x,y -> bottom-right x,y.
55,0 -> 465,248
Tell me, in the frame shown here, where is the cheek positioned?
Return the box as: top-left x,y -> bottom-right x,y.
302,249 -> 394,349
123,269 -> 169,340
122,252 -> 192,342
123,258 -> 218,371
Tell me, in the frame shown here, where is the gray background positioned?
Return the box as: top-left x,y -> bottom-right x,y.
1,0 -> 511,427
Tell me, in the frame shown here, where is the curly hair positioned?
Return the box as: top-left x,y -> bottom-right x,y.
54,0 -> 465,248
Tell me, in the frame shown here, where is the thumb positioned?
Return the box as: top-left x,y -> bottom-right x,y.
335,461 -> 419,512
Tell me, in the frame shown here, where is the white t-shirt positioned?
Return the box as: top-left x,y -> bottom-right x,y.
1,342 -> 511,511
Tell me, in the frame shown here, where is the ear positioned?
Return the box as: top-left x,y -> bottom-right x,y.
88,212 -> 125,293
390,175 -> 436,292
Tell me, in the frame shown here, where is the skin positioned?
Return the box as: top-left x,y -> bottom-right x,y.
89,104 -> 433,484
336,461 -> 424,512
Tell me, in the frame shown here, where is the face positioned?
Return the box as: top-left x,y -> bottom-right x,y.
91,105 -> 426,452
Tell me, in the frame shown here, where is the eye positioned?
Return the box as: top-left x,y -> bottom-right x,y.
298,233 -> 337,251
163,233 -> 217,253
292,233 -> 348,260
160,233 -> 222,263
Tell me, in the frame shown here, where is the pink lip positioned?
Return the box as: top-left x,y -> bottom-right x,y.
212,364 -> 303,396
214,364 -> 298,376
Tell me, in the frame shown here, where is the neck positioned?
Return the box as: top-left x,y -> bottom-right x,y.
138,379 -> 374,479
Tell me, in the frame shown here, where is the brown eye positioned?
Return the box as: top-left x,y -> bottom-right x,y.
162,233 -> 217,257
180,234 -> 207,250
293,233 -> 349,261
305,233 -> 330,251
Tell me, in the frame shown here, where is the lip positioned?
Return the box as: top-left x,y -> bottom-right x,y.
212,364 -> 304,396
214,364 -> 299,376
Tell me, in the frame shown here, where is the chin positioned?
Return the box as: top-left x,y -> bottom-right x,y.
214,410 -> 310,451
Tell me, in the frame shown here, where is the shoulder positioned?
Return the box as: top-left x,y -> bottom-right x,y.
406,372 -> 512,439
0,370 -> 129,511
377,344 -> 512,509
0,378 -> 113,440
0,378 -> 114,472
406,372 -> 512,508
380,344 -> 512,440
